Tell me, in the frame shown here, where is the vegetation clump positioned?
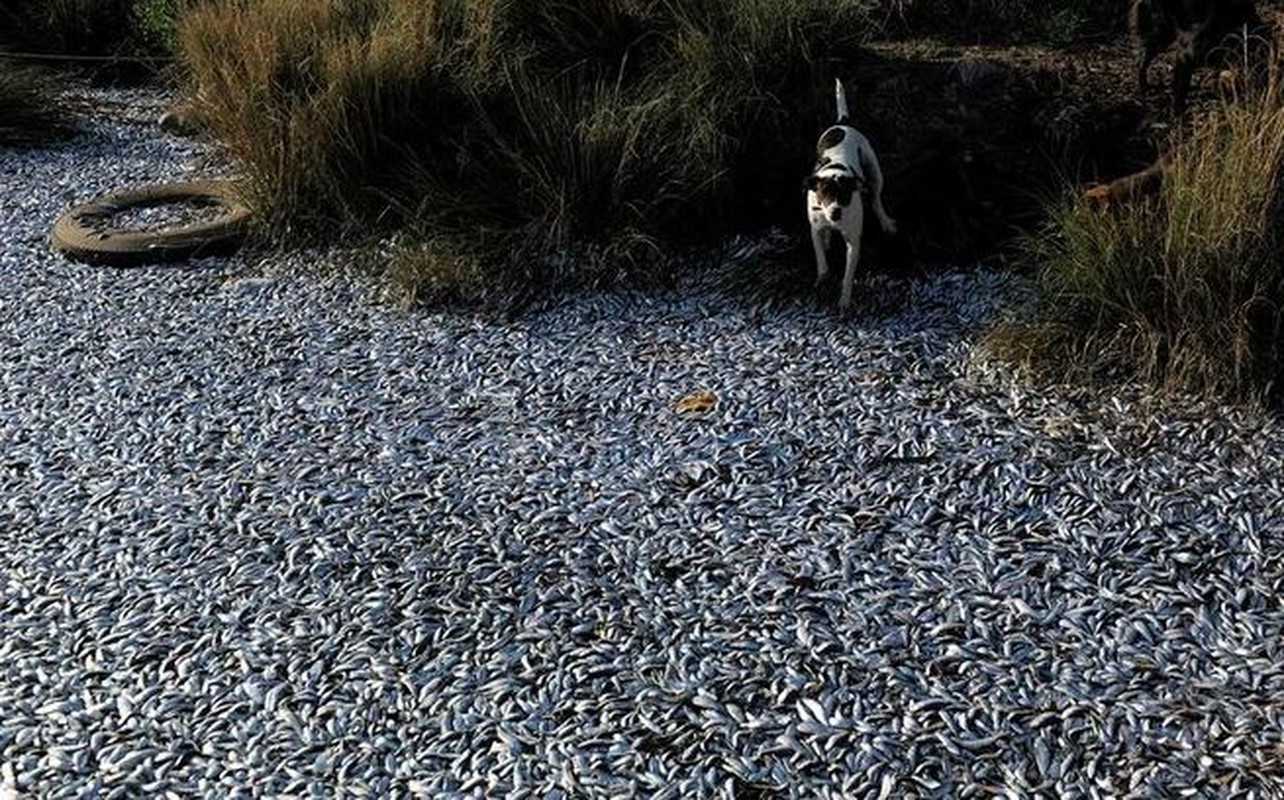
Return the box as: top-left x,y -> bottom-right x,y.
987,75 -> 1284,403
176,0 -> 881,299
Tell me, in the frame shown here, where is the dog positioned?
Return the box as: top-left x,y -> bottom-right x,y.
806,79 -> 896,313
1130,0 -> 1263,115
1083,153 -> 1173,208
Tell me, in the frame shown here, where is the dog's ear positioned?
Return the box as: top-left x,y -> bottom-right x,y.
804,174 -> 821,193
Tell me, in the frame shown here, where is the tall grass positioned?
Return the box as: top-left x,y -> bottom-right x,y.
987,74 -> 1284,402
179,0 -> 446,230
177,0 -> 878,301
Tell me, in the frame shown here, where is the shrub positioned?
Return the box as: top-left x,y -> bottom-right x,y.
132,0 -> 182,54
986,75 -> 1284,403
177,0 -> 879,301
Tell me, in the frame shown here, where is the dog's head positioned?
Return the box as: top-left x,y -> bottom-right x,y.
806,173 -> 860,222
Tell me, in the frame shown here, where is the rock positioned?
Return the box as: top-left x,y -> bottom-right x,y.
158,98 -> 204,137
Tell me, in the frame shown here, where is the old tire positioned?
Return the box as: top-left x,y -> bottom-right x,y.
50,180 -> 251,266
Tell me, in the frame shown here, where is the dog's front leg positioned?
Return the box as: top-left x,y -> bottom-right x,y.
1171,43 -> 1196,116
1171,27 -> 1213,117
811,228 -> 830,288
839,239 -> 862,313
839,220 -> 864,313
1137,40 -> 1163,91
1130,0 -> 1173,92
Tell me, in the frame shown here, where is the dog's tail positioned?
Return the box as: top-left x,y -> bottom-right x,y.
835,78 -> 850,125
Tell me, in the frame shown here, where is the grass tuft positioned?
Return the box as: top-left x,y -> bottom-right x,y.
179,0 -> 447,233
986,69 -> 1284,403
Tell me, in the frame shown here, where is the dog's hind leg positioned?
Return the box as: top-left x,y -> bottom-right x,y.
860,146 -> 897,235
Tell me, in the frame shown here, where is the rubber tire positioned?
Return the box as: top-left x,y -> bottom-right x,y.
50,180 -> 251,266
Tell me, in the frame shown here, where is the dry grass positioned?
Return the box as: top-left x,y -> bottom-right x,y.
986,69 -> 1284,403
179,0 -> 445,231
176,0 -> 879,301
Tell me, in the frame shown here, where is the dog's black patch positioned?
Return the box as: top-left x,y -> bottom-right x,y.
817,127 -> 846,153
812,175 -> 857,207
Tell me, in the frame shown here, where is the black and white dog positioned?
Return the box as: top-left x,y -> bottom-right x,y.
806,79 -> 896,313
1131,0 -> 1263,115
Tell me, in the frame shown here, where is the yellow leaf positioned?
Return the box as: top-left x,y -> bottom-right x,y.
675,389 -> 717,413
